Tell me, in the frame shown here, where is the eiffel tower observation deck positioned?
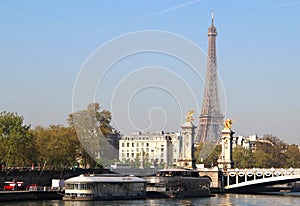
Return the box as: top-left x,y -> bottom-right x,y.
195,11 -> 224,145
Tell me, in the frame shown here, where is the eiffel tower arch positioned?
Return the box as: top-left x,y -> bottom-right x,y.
195,12 -> 224,146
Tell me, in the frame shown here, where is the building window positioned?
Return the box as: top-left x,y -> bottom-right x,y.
127,153 -> 129,157
127,143 -> 130,147
122,143 -> 124,147
161,153 -> 164,157
136,148 -> 139,152
146,143 -> 149,147
174,159 -> 176,162
161,159 -> 164,162
161,148 -> 164,152
132,153 -> 134,157
137,143 -> 139,147
132,143 -> 134,147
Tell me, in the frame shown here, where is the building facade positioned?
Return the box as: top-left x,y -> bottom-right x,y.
119,132 -> 181,167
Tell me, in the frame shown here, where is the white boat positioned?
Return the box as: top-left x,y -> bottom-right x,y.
63,174 -> 146,201
145,168 -> 211,198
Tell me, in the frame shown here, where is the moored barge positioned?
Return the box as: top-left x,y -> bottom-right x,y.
63,174 -> 146,201
145,168 -> 211,198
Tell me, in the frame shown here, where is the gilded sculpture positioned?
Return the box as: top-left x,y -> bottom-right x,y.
186,110 -> 195,123
224,119 -> 234,129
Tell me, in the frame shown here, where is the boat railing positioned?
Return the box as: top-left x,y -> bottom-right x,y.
146,187 -> 166,192
26,186 -> 63,192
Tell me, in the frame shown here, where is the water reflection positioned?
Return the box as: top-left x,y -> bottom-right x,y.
1,193 -> 300,206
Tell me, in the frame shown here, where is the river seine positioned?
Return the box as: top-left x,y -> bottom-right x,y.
1,193 -> 300,206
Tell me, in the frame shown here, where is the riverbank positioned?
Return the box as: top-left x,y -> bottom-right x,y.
0,168 -> 110,189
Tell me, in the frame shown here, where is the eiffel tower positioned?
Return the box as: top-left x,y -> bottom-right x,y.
195,11 -> 224,145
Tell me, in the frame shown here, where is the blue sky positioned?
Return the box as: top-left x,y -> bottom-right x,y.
1,0 -> 300,143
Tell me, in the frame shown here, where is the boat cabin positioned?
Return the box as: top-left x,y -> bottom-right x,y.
63,174 -> 146,201
156,168 -> 200,177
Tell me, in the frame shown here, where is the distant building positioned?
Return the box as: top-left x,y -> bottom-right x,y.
118,131 -> 181,167
232,134 -> 275,153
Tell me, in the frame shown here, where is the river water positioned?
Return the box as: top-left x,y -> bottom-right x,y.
1,193 -> 300,206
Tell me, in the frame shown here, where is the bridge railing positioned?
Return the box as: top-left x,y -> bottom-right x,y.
223,167 -> 300,187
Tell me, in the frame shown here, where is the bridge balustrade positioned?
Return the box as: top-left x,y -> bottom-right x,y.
223,167 -> 300,189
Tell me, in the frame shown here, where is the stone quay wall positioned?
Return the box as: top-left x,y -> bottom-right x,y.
0,168 -> 110,189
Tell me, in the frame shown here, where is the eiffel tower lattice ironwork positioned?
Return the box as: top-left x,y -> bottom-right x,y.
195,11 -> 224,144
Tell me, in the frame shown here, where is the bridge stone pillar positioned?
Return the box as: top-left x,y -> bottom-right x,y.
177,111 -> 196,169
218,119 -> 234,170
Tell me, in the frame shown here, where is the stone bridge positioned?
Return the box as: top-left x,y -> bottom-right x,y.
223,167 -> 300,192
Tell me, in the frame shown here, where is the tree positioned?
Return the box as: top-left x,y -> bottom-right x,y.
252,134 -> 287,168
31,125 -> 81,170
252,150 -> 272,168
232,146 -> 251,168
0,111 -> 36,168
195,143 -> 221,167
68,103 -> 118,168
284,144 -> 300,168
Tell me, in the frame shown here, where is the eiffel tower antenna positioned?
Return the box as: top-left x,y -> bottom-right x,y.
195,11 -> 224,145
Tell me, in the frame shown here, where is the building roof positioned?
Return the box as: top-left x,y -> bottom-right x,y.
65,174 -> 146,183
158,168 -> 195,172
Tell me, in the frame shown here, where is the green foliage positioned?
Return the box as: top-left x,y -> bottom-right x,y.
195,143 -> 221,167
233,134 -> 300,169
252,134 -> 288,168
283,144 -> 300,168
252,150 -> 272,168
68,103 -> 112,138
67,103 -> 117,168
232,146 -> 252,168
0,111 -> 36,167
31,125 -> 81,170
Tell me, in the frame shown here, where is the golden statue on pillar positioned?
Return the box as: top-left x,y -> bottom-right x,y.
224,119 -> 234,129
186,110 -> 195,123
